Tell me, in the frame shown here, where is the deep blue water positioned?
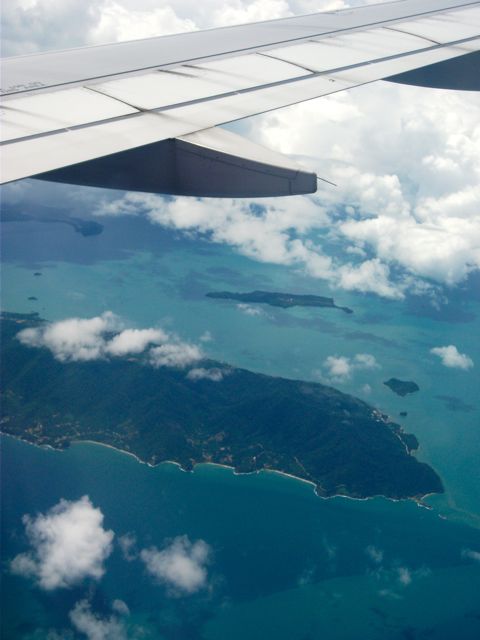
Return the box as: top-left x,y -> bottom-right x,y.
2,436 -> 480,639
1,203 -> 480,638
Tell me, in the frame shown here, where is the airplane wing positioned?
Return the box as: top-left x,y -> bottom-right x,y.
1,0 -> 479,198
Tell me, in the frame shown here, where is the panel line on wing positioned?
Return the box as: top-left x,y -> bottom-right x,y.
385,26 -> 441,46
256,52 -> 319,75
85,85 -> 147,113
2,33 -> 479,148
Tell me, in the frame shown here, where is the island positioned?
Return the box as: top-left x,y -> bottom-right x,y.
0,313 -> 442,501
27,296 -> 38,301
399,411 -> 408,417
206,290 -> 353,313
384,378 -> 420,397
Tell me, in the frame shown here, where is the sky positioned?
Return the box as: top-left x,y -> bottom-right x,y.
2,0 -> 479,301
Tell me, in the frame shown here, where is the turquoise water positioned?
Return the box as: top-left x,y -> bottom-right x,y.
1,210 -> 480,637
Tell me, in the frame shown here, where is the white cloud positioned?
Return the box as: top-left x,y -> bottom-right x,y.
430,345 -> 474,370
149,342 -> 203,369
17,313 -> 204,368
323,355 -> 352,382
199,331 -> 214,343
353,353 -> 379,370
97,193 -> 333,284
187,367 -> 228,381
322,352 -> 379,383
105,328 -> 168,356
70,600 -> 127,640
17,312 -> 121,362
89,1 -> 197,44
260,84 -> 480,293
140,535 -> 211,595
210,0 -> 292,26
11,496 -> 114,590
236,303 -> 264,317
336,259 -> 403,300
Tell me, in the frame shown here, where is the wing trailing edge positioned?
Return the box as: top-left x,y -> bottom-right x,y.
35,127 -> 317,198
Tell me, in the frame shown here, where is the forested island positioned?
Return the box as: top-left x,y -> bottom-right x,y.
384,378 -> 420,397
0,313 -> 442,500
206,290 -> 353,313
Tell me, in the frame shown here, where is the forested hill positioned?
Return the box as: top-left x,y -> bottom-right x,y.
1,313 -> 442,500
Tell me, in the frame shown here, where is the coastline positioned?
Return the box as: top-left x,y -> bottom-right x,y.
0,432 -> 437,506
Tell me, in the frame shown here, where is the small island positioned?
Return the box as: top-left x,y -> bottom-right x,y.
206,290 -> 353,313
0,313 -> 442,501
384,378 -> 420,397
27,296 -> 38,301
68,218 -> 103,237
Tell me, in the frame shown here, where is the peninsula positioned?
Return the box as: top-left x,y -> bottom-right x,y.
0,313 -> 441,500
384,378 -> 420,397
206,290 -> 353,313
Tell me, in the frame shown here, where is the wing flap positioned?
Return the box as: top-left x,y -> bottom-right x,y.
35,127 -> 317,197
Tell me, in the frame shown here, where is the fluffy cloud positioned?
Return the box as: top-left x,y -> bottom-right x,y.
322,352 -> 379,383
140,535 -> 211,595
105,328 -> 169,357
323,356 -> 351,382
96,193 -> 333,282
69,600 -> 128,640
17,312 -> 121,362
11,496 -> 114,590
260,84 -> 480,294
430,345 -> 474,370
89,1 -> 196,43
149,342 -> 203,369
186,367 -> 228,381
210,0 -> 292,26
17,313 -> 203,368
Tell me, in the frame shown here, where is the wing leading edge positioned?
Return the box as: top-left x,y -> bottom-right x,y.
1,0 -> 479,197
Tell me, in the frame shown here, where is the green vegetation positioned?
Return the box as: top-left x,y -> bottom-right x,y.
1,313 -> 442,500
206,290 -> 353,313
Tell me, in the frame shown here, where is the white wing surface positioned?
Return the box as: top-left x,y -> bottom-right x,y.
1,0 -> 479,197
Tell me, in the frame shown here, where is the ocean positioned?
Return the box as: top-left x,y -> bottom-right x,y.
1,202 -> 479,638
